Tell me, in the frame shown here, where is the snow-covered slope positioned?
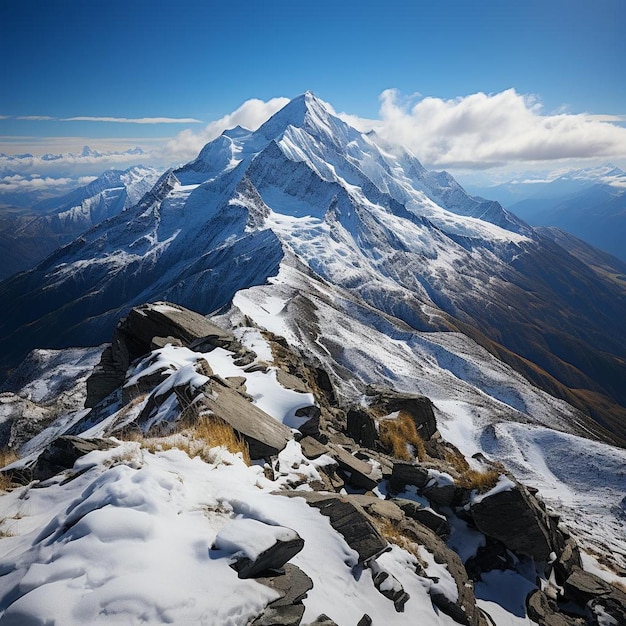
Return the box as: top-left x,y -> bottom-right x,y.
1,93 -> 625,440
0,166 -> 160,280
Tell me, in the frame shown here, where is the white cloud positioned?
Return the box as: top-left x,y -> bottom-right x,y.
162,97 -> 290,162
0,173 -> 97,192
16,116 -> 56,121
61,116 -> 203,124
362,89 -> 626,169
11,115 -> 203,124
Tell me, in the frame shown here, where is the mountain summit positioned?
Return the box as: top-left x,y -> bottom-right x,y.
1,93 -> 625,439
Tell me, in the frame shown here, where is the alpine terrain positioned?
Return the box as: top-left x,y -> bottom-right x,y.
0,93 -> 624,625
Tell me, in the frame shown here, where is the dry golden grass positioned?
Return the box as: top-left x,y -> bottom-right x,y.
373,517 -> 427,568
379,411 -> 427,461
0,448 -> 19,492
124,414 -> 251,466
193,416 -> 251,465
456,468 -> 501,493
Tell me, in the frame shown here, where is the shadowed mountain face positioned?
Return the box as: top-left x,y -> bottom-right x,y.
1,93 -> 625,441
0,166 -> 160,280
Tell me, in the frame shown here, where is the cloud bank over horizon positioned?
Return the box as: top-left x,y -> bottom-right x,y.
2,89 -> 625,196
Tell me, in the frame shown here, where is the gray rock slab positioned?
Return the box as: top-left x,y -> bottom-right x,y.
33,435 -> 117,482
201,378 -> 293,458
278,491 -> 388,563
230,533 -> 304,579
256,564 -> 313,608
327,444 -> 381,490
470,484 -> 554,561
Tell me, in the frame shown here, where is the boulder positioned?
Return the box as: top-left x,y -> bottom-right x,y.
356,616 -> 372,626
588,588 -> 626,626
326,444 -> 381,490
369,559 -> 410,611
256,564 -> 313,607
396,517 -> 484,626
553,537 -> 582,585
278,491 -> 388,563
346,408 -> 377,448
85,301 -> 248,407
563,567 -> 614,605
393,498 -> 451,538
470,481 -> 554,561
365,386 -> 437,440
299,436 -> 329,460
32,435 -> 117,482
213,519 -> 304,579
252,564 -> 313,626
390,462 -> 430,491
526,589 -> 585,626
199,377 -> 293,458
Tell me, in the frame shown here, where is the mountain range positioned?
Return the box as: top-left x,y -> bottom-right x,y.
470,165 -> 626,262
1,92 -> 625,442
0,165 -> 159,280
0,92 -> 625,625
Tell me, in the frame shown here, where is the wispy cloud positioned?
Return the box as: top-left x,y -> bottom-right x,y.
10,115 -> 203,124
62,116 -> 203,124
0,173 -> 97,193
16,115 -> 56,121
350,89 -> 626,169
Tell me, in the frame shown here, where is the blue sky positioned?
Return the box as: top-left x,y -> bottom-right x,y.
1,0 -> 625,184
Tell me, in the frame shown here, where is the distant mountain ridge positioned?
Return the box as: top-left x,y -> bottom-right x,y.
0,165 -> 160,280
1,92 -> 625,440
470,164 -> 626,261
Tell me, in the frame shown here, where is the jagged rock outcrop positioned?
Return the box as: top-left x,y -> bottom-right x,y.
469,479 -> 557,561
86,301 -> 254,407
278,491 -> 388,563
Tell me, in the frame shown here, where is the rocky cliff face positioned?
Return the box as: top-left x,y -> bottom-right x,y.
1,302 -> 624,625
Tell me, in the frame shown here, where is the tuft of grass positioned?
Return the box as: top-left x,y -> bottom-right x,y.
373,517 -> 427,568
124,413 -> 251,467
379,411 -> 427,461
0,448 -> 19,492
456,468 -> 501,493
192,416 -> 251,465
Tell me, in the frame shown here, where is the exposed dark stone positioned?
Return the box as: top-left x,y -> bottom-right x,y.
365,386 -> 437,440
588,587 -> 626,626
278,491 -> 388,563
346,408 -> 377,448
294,405 -> 321,437
423,481 -> 457,507
250,604 -> 305,626
390,462 -> 429,491
327,444 -> 381,490
393,498 -> 451,538
228,532 -> 304,580
299,436 -> 329,460
32,435 -> 117,482
356,616 -> 372,626
470,482 -> 554,561
150,336 -> 183,350
553,538 -> 582,585
85,301 -> 245,407
563,567 -> 614,605
370,560 -> 410,611
465,538 -> 516,580
199,377 -> 293,458
526,589 -> 585,626
396,517 -> 483,626
256,564 -> 313,607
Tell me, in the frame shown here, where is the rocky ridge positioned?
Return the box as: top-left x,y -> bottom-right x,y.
1,302 -> 623,625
